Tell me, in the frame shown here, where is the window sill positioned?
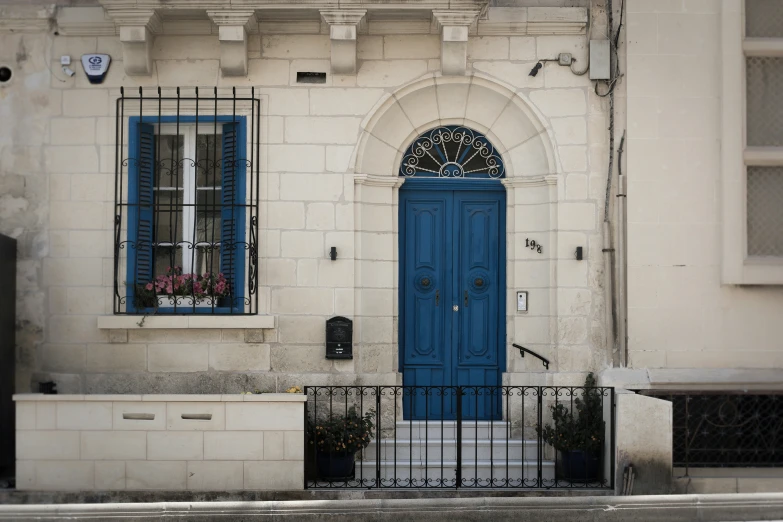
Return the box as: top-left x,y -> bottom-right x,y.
97,315 -> 276,330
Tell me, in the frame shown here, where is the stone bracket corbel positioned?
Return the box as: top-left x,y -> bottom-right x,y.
207,10 -> 258,77
320,10 -> 367,75
106,9 -> 160,76
432,10 -> 481,76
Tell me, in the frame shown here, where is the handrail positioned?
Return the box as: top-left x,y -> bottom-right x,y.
512,344 -> 550,370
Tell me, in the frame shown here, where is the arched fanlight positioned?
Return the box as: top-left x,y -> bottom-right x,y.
399,126 -> 504,179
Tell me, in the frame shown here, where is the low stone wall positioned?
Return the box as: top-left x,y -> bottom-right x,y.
614,391 -> 673,495
13,393 -> 306,491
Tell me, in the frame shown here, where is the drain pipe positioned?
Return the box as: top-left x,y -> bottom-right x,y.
602,0 -> 618,366
616,132 -> 627,367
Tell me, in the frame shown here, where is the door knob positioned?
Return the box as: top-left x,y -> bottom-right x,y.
453,305 -> 459,312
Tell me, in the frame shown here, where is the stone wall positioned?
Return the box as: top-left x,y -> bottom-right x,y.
14,393 -> 306,491
0,4 -> 611,395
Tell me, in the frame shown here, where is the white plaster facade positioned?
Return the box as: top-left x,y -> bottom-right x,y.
0,0 -> 613,396
620,0 -> 783,389
0,0 -> 780,401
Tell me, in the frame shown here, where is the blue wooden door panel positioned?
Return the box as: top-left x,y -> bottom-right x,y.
401,186 -> 505,421
455,193 -> 503,420
401,192 -> 453,419
457,195 -> 500,370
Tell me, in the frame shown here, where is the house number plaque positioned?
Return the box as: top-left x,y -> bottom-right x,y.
525,238 -> 543,254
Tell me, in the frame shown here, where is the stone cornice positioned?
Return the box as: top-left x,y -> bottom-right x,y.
258,20 -> 321,34
0,5 -> 53,33
475,7 -> 587,36
432,9 -> 481,29
320,9 -> 367,27
56,6 -> 117,36
97,0 -> 487,9
206,10 -> 258,34
527,7 -> 587,35
105,9 -> 161,33
48,3 -> 586,37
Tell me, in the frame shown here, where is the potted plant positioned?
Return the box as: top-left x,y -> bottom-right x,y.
133,266 -> 231,309
538,372 -> 604,483
308,406 -> 375,480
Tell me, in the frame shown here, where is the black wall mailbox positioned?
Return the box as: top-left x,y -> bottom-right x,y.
326,316 -> 353,359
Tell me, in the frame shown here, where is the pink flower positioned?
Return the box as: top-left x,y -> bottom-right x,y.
145,283 -> 153,291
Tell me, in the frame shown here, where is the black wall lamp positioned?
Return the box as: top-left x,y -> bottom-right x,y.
528,62 -> 543,77
330,246 -> 337,261
575,246 -> 583,261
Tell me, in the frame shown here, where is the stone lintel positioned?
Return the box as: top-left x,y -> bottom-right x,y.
432,10 -> 480,76
207,10 -> 257,76
107,9 -> 160,76
320,9 -> 367,75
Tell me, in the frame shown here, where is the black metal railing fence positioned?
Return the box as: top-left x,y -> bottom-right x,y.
304,385 -> 615,489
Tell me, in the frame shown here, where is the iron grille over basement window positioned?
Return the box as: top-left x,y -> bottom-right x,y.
644,392 -> 783,468
113,87 -> 260,315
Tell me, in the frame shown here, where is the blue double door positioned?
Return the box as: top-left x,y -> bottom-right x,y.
400,184 -> 506,420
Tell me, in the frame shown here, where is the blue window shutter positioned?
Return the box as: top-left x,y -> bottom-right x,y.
135,123 -> 155,285
221,122 -> 244,309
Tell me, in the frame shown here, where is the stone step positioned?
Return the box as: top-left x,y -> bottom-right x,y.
364,438 -> 540,461
355,459 -> 556,483
393,420 -> 515,440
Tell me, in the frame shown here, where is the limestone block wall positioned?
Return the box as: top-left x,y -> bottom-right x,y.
0,7 -> 612,395
626,0 -> 783,372
14,393 -> 306,491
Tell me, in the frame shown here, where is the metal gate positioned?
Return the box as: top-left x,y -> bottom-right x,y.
304,385 -> 615,490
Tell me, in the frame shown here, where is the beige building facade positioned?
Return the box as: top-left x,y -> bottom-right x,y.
1,0 -> 783,480
1,0 -> 620,395
2,0 -> 782,496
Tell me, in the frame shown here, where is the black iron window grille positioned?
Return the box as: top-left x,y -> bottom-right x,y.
644,391 -> 783,468
304,385 -> 615,490
113,87 -> 260,315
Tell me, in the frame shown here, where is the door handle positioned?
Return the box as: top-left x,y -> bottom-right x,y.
464,290 -> 468,307
435,290 -> 439,306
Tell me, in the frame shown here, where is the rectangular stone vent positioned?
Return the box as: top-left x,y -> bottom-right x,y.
296,72 -> 326,84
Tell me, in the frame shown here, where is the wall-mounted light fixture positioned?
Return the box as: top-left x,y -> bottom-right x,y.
528,62 -> 543,77
575,246 -> 583,261
330,247 -> 337,261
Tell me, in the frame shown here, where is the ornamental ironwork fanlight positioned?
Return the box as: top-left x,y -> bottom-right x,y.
399,126 -> 505,179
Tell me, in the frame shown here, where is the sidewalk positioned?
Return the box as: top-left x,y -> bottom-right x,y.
2,493 -> 783,521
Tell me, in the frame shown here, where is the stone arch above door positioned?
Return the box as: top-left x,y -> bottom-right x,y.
352,73 -> 557,181
349,73 -> 561,380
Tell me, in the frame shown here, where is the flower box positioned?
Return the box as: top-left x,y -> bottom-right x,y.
156,296 -> 218,308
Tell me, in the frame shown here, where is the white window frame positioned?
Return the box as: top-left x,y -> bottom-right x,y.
721,0 -> 783,284
154,124 -> 223,276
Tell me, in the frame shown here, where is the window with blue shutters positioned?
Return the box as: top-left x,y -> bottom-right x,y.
114,88 -> 260,315
124,115 -> 248,314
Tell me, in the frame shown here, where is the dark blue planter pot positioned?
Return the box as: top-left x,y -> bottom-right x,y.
316,451 -> 355,480
557,450 -> 601,482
